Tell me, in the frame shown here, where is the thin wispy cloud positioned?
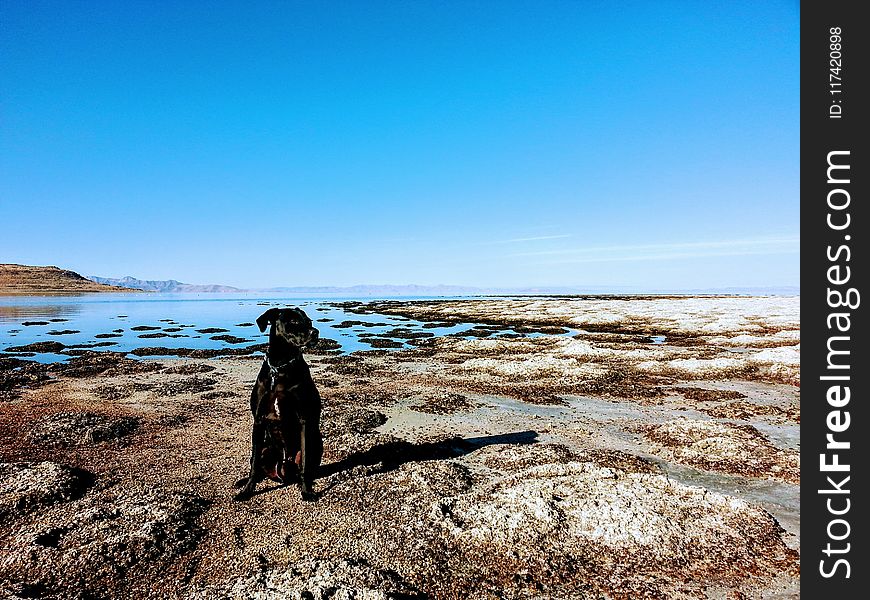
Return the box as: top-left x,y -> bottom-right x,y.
482,234 -> 572,246
510,236 -> 799,259
526,247 -> 798,266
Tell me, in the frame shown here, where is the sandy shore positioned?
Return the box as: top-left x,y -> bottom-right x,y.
0,296 -> 800,599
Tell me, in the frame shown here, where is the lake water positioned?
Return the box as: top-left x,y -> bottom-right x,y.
0,293 -> 564,363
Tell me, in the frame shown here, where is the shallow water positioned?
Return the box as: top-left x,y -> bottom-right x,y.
0,293 -> 571,362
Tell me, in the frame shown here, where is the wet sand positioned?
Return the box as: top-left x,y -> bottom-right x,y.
0,296 -> 800,599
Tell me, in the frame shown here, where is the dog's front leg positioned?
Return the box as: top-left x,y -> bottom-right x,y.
298,418 -> 323,502
234,421 -> 265,501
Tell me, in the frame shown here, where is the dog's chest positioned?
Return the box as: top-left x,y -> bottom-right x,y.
263,398 -> 282,421
262,384 -> 299,421
263,391 -> 287,421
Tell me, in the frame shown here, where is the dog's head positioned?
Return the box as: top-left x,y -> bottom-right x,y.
256,307 -> 319,350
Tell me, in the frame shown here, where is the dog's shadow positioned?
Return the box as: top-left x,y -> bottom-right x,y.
315,430 -> 539,495
240,430 -> 539,500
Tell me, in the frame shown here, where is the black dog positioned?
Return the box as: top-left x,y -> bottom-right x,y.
234,307 -> 323,502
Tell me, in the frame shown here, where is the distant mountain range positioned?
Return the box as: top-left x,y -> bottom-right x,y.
84,276 -> 801,297
83,279 -> 485,295
87,275 -> 243,293
263,284 -> 485,296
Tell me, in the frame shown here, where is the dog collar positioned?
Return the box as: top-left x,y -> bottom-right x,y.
265,351 -> 302,388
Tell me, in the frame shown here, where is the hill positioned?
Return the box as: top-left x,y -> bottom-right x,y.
0,264 -> 136,295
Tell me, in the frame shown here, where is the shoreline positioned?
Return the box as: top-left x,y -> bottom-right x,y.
0,297 -> 800,598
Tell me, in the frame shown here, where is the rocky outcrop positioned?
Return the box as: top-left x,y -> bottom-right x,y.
0,264 -> 134,294
0,462 -> 93,522
2,483 -> 209,598
426,450 -> 798,597
638,418 -> 800,483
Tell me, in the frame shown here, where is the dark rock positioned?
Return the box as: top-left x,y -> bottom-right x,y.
28,412 -> 139,447
46,330 -> 80,336
138,332 -> 169,339
321,355 -> 376,377
154,414 -> 188,427
328,301 -> 363,308
130,344 -> 267,359
200,390 -> 240,400
21,321 -> 49,326
410,392 -> 476,415
361,338 -> 404,349
130,346 -> 188,357
422,321 -> 459,328
64,341 -> 118,350
674,387 -> 746,402
130,326 -> 160,331
92,384 -> 134,401
321,407 -> 388,437
210,334 -> 249,344
0,358 -> 51,401
332,320 -> 387,329
0,352 -> 36,359
152,376 -> 218,397
195,327 -> 229,334
163,363 -> 216,375
379,328 -> 434,340
513,325 -> 569,335
456,328 -> 497,338
350,349 -> 389,357
53,352 -> 163,378
575,367 -> 664,399
305,337 -> 342,354
95,332 -> 122,338
5,341 -> 65,353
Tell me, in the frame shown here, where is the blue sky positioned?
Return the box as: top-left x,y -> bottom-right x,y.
1,1 -> 799,290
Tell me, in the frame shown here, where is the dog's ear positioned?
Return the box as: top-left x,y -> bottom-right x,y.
256,308 -> 280,332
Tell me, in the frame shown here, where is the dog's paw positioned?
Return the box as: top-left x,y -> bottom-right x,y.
233,476 -> 249,489
300,481 -> 318,502
233,489 -> 254,502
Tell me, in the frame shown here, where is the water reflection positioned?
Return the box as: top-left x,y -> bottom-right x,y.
0,303 -> 83,322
